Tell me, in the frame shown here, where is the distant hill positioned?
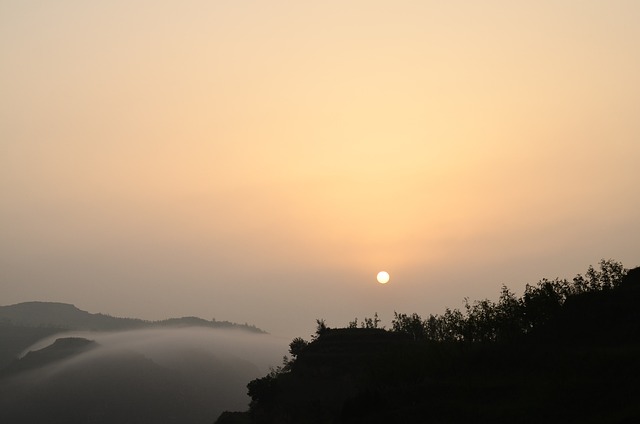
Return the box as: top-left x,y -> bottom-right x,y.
0,302 -> 145,331
0,301 -> 265,333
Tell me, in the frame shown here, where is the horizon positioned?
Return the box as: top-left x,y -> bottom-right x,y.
2,260 -> 637,339
2,1 -> 639,339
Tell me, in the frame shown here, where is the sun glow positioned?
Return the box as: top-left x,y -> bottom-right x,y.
376,271 -> 390,284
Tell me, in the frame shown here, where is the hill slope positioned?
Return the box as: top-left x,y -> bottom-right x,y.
0,301 -> 265,332
218,264 -> 640,423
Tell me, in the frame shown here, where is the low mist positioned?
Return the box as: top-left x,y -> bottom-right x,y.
1,327 -> 287,424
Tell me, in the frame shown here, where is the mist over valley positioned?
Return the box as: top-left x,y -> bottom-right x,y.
0,303 -> 286,424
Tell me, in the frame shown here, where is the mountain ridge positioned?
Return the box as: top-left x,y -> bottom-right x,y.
0,301 -> 266,333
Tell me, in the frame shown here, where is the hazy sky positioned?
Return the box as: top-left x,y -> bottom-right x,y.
2,1 -> 639,338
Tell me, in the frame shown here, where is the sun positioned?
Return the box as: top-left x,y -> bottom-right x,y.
376,271 -> 390,284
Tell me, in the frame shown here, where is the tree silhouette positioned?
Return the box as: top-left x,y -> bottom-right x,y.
232,259 -> 637,424
288,337 -> 308,359
389,259 -> 628,343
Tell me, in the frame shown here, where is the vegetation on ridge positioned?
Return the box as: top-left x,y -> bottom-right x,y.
390,259 -> 628,343
217,259 -> 640,424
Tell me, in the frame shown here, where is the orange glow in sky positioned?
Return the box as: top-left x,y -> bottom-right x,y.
1,1 -> 639,337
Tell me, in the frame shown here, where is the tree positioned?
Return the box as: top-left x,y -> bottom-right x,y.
392,312 -> 426,341
314,318 -> 328,339
427,308 -> 465,342
494,285 -> 524,341
386,260 -> 628,344
288,337 -> 308,359
361,313 -> 382,329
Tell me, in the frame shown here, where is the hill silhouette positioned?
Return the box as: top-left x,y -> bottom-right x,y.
217,260 -> 640,423
0,301 -> 265,333
0,323 -> 63,373
1,337 -> 97,377
0,302 -> 139,330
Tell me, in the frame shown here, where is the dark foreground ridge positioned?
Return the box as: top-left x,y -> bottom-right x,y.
217,260 -> 640,424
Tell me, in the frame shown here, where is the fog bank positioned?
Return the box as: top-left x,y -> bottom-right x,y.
1,327 -> 288,424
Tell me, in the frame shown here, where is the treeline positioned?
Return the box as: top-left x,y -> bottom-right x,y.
290,259 -> 629,359
216,259 -> 640,424
390,259 -> 627,343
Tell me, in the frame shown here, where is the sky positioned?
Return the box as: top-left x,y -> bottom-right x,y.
2,1 -> 639,338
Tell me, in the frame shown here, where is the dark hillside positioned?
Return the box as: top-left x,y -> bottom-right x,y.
0,338 -> 262,424
0,348 -> 185,424
219,262 -> 640,423
552,265 -> 640,345
0,301 -> 146,331
1,337 -> 97,377
0,323 -> 62,370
